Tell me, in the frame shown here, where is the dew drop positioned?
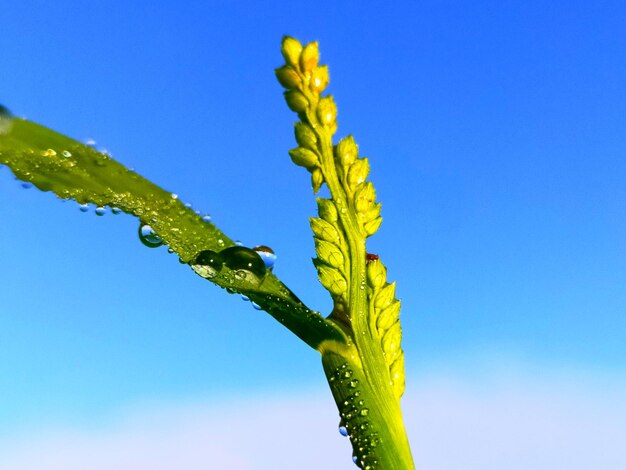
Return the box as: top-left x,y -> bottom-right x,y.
78,203 -> 90,213
339,425 -> 349,437
234,240 -> 243,246
191,249 -> 224,279
241,295 -> 250,302
0,104 -> 13,135
111,207 -> 122,215
138,223 -> 163,248
201,214 -> 212,223
85,138 -> 96,146
62,150 -> 72,158
171,193 -> 178,200
360,408 -> 369,417
21,182 -> 32,189
252,302 -> 263,310
220,246 -> 266,278
95,206 -> 106,216
253,245 -> 277,270
352,455 -> 358,464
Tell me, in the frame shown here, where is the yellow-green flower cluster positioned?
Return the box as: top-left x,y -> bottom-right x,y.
276,36 -> 336,194
333,136 -> 382,237
311,198 -> 349,302
366,258 -> 405,398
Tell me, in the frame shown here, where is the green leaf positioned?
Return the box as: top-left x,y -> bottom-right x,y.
0,116 -> 347,350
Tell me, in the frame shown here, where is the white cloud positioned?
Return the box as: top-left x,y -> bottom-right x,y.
0,371 -> 624,470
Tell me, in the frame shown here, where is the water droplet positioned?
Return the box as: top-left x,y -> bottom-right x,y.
220,246 -> 266,278
21,182 -> 32,189
62,150 -> 72,158
95,206 -> 106,216
0,105 -> 13,135
352,455 -> 358,464
171,193 -> 178,200
78,203 -> 90,213
349,380 -> 359,388
41,148 -> 56,157
191,249 -> 224,279
111,207 -> 122,215
85,138 -> 96,146
184,202 -> 192,209
138,223 -> 163,248
201,214 -> 212,223
217,239 -> 225,247
252,302 -> 263,310
253,245 -> 277,270
241,295 -> 250,301
234,240 -> 243,246
167,248 -> 175,254
339,425 -> 349,437
360,408 -> 369,417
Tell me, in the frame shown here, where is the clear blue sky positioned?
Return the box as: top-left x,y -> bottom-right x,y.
1,1 -> 625,468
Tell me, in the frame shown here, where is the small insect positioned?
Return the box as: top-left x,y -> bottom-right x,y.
366,253 -> 379,263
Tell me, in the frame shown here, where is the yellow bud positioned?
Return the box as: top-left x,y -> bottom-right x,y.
354,181 -> 376,214
317,198 -> 338,223
311,167 -> 324,193
310,65 -> 329,93
284,90 -> 309,113
294,122 -> 318,152
310,217 -> 339,243
281,36 -> 303,68
288,147 -> 319,169
359,202 -> 381,222
376,300 -> 401,332
382,321 -> 402,366
317,264 -> 347,296
300,41 -> 319,73
347,158 -> 369,187
390,354 -> 405,398
335,135 -> 358,167
374,282 -> 396,309
366,259 -> 386,289
275,66 -> 301,89
316,95 -> 337,129
315,239 -> 344,269
364,216 -> 382,236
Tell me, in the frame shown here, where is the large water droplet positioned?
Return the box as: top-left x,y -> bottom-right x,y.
95,206 -> 106,216
201,214 -> 212,223
253,245 -> 277,270
339,425 -> 349,437
220,246 -> 266,278
78,203 -> 90,213
138,223 -> 163,248
0,105 -> 13,135
111,207 -> 122,215
191,249 -> 224,279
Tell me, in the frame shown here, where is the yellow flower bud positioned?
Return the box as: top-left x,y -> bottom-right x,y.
335,135 -> 358,167
315,239 -> 344,269
354,181 -> 376,214
316,96 -> 337,129
374,282 -> 396,309
317,264 -> 347,296
382,321 -> 402,365
311,167 -> 324,193
275,66 -> 301,89
288,147 -> 319,170
281,36 -> 303,68
347,158 -> 369,187
364,216 -> 382,236
300,41 -> 320,73
359,202 -> 381,222
309,217 -> 340,243
310,65 -> 329,93
284,90 -> 309,113
317,198 -> 338,223
390,354 -> 405,398
366,259 -> 386,289
376,300 -> 400,332
294,122 -> 318,152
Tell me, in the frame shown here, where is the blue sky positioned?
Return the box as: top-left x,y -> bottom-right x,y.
1,1 -> 625,468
